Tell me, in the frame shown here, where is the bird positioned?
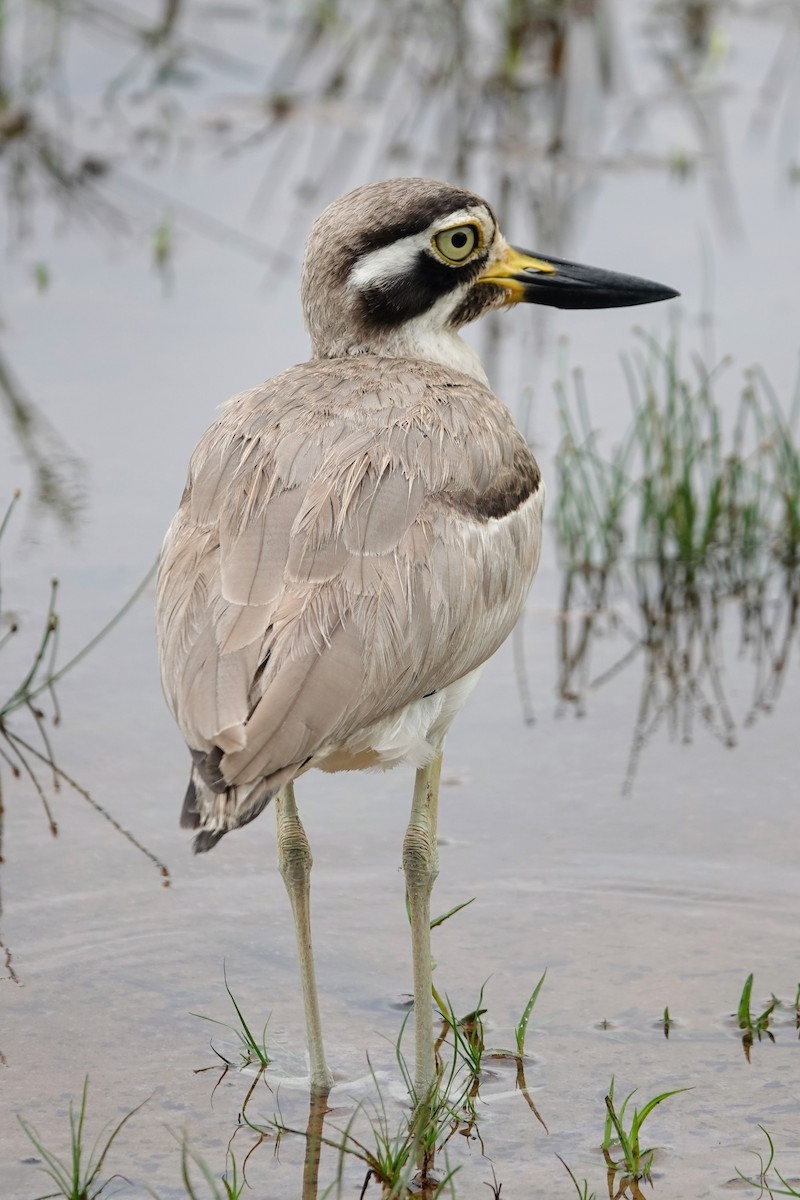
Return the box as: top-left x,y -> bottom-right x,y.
156,177 -> 677,1101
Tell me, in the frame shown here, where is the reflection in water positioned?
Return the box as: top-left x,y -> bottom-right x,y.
558,560 -> 800,793
0,496 -> 167,983
602,1148 -> 649,1200
731,973 -> 800,1064
554,332 -> 800,790
300,1089 -> 329,1200
632,0 -> 743,239
196,1003 -> 552,1198
0,352 -> 84,528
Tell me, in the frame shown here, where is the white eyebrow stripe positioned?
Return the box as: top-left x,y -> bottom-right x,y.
348,232 -> 428,291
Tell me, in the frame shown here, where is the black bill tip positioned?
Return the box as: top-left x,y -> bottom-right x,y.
512,248 -> 679,311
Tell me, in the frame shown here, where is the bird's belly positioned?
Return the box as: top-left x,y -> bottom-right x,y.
313,667 -> 484,774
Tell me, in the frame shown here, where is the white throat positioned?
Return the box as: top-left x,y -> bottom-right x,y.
367,317 -> 489,384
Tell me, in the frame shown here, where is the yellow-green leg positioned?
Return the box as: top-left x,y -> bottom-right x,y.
275,782 -> 333,1093
402,752 -> 443,1101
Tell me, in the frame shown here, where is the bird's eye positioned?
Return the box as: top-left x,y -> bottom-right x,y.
433,224 -> 479,264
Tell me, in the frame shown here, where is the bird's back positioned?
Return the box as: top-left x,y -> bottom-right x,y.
156,355 -> 543,848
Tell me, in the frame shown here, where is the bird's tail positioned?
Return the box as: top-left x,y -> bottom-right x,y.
180,760 -> 294,853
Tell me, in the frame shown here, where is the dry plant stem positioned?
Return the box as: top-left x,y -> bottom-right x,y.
6,727 -> 170,881
275,781 -> 333,1093
403,751 -> 443,1102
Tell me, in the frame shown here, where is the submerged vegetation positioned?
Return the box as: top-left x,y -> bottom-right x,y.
554,326 -> 800,786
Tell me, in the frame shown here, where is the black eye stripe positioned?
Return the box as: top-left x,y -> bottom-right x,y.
356,248 -> 488,327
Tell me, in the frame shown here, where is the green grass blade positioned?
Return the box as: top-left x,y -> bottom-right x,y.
16,1116 -> 71,1194
220,963 -> 269,1065
515,968 -> 547,1056
631,1087 -> 690,1132
430,897 -> 475,930
738,973 -> 754,1028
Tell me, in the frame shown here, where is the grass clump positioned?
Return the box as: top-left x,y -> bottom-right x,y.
17,1077 -> 146,1200
553,327 -> 800,784
601,1075 -> 689,1182
191,964 -> 271,1070
736,973 -> 776,1059
191,966 -> 273,1121
237,985 -> 549,1199
555,328 -> 800,584
257,1046 -> 462,1200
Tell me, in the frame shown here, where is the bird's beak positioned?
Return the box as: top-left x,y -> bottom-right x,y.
477,244 -> 679,309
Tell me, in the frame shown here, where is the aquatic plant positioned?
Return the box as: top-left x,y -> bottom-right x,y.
17,1076 -> 146,1200
737,973 -> 776,1060
191,965 -> 274,1122
191,965 -> 272,1071
736,1126 -> 800,1198
513,970 -> 547,1059
554,328 -> 800,785
601,1075 -> 689,1182
249,1042 -> 463,1200
475,971 -> 549,1131
229,986 -> 554,1197
556,1154 -> 596,1200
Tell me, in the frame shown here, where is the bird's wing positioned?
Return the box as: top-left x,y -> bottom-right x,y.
156,357 -> 542,828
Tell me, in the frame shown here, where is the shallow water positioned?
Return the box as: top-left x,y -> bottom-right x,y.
2,1 -> 799,1197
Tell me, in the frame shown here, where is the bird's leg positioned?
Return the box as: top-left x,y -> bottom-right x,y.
402,751 -> 443,1103
275,781 -> 334,1093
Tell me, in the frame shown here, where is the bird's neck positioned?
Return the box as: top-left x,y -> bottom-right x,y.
313,323 -> 490,386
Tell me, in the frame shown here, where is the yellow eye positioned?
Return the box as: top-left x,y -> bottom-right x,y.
433,224 -> 479,263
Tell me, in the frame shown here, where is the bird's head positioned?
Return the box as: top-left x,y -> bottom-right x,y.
301,177 -> 678,375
